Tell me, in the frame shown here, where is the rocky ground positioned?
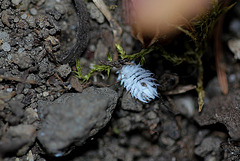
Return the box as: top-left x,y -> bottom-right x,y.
1,0 -> 240,161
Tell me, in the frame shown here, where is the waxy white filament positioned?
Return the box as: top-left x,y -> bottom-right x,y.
117,64 -> 159,103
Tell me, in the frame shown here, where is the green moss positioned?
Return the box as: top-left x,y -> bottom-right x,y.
163,1 -> 235,111
74,60 -> 112,83
115,43 -> 157,64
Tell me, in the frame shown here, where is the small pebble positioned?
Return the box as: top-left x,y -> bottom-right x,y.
89,44 -> 96,52
1,10 -> 10,27
7,54 -> 12,60
0,31 -> 10,42
228,74 -> 236,83
27,150 -> 34,161
23,88 -> 29,94
54,4 -> 66,15
229,19 -> 240,38
25,108 -> 39,124
21,13 -> 28,19
30,8 -> 38,15
49,28 -> 57,35
12,52 -> 33,69
6,88 -> 13,92
87,2 -> 105,24
146,111 -> 157,120
18,48 -> 25,54
43,91 -> 49,97
228,39 -> 240,60
57,64 -> 71,78
14,17 -> 20,23
57,64 -> 72,78
26,16 -> 36,28
11,0 -> 22,6
19,0 -> 31,11
2,42 -> 11,51
173,96 -> 195,118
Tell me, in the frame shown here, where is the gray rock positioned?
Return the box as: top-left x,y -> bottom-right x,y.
87,2 -> 105,24
121,92 -> 143,111
56,64 -> 71,78
18,0 -> 31,11
30,8 -> 38,16
1,10 -> 11,27
54,4 -> 66,15
173,95 -> 195,118
12,52 -> 33,69
8,99 -> 25,118
163,120 -> 180,140
24,108 -> 39,124
26,15 -> 36,28
1,42 -> 11,52
95,40 -> 109,60
195,90 -> 240,140
194,130 -> 210,146
14,16 -> 20,23
38,58 -> 56,78
11,0 -> 22,6
5,99 -> 25,125
17,47 -> 25,54
5,124 -> 36,156
205,77 -> 222,99
37,87 -> 118,156
21,13 -> 28,20
194,136 -> 222,157
0,31 -> 10,42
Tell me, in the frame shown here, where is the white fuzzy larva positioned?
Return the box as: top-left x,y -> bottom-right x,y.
117,64 -> 159,103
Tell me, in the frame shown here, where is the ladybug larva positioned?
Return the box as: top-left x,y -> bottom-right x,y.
117,64 -> 159,103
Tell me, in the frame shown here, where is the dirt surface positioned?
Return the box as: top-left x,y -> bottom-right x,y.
1,0 -> 240,161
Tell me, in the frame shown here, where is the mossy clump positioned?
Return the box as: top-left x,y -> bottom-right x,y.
74,1 -> 234,111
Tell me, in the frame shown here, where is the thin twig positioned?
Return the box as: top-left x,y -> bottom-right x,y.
163,84 -> 196,95
54,74 -> 68,89
0,75 -> 38,85
214,0 -> 232,95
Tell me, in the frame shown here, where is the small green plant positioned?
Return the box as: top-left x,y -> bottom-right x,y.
74,59 -> 112,82
116,43 -> 157,64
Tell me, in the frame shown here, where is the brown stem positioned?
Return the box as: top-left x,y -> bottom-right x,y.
214,0 -> 232,95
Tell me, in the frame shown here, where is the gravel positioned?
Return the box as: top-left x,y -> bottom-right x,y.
1,42 -> 11,51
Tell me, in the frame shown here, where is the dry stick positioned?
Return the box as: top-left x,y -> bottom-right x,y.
0,75 -> 37,85
92,0 -> 122,61
54,74 -> 68,89
214,0 -> 232,95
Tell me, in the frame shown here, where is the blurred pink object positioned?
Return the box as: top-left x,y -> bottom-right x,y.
123,0 -> 212,47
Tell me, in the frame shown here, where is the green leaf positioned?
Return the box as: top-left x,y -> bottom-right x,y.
115,43 -> 125,59
107,53 -> 113,62
140,56 -> 145,65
